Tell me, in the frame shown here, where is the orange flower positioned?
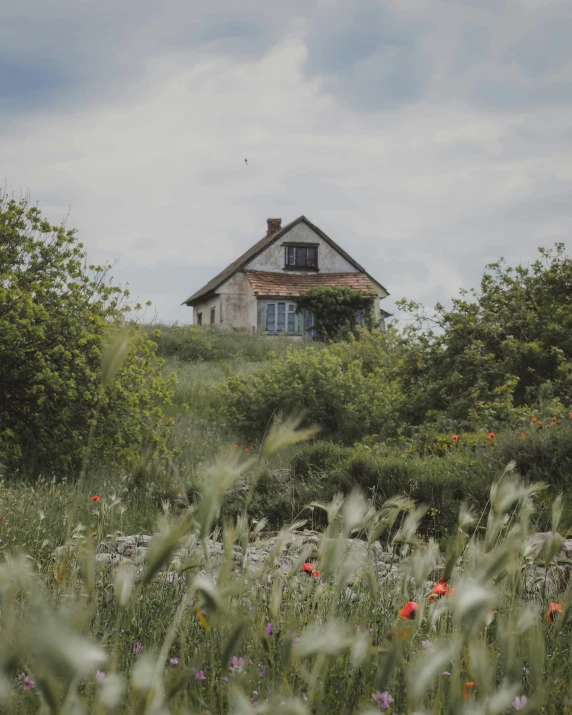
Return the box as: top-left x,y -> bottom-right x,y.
488,432 -> 495,440
531,416 -> 538,423
90,495 -> 100,502
398,601 -> 417,620
462,681 -> 475,700
432,581 -> 449,597
431,580 -> 454,599
546,602 -> 562,623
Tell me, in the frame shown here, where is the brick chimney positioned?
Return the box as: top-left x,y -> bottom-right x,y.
266,218 -> 282,236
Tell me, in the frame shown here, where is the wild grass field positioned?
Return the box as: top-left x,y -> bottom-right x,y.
2,326 -> 572,714
2,199 -> 572,713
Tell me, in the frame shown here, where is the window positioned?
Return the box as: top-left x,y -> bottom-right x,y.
197,312 -> 202,326
210,307 -> 216,325
284,245 -> 318,269
266,302 -> 297,333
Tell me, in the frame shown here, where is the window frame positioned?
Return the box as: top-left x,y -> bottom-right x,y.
210,307 -> 216,325
197,312 -> 202,326
283,243 -> 319,271
265,301 -> 298,334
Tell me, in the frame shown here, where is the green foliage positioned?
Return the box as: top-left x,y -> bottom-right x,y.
0,194 -> 174,475
296,285 -> 376,341
1,443 -> 572,713
397,243 -> 572,428
219,330 -> 405,444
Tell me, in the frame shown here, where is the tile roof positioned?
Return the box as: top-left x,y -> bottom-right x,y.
182,215 -> 388,305
244,270 -> 377,297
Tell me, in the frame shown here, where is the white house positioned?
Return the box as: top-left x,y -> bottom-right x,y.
183,216 -> 390,337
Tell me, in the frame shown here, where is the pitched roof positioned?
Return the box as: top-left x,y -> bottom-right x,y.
182,215 -> 388,305
244,271 -> 377,297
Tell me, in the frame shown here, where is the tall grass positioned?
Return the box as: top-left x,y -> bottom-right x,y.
1,428 -> 572,713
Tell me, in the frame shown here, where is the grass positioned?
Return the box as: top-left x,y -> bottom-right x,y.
2,329 -> 572,712
1,437 -> 572,713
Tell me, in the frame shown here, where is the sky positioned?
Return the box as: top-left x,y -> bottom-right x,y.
2,0 -> 572,324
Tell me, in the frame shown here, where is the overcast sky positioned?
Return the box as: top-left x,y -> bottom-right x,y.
2,0 -> 571,324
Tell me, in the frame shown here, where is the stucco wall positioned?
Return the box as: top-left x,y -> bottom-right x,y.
218,272 -> 257,331
192,295 -> 220,327
246,222 -> 358,273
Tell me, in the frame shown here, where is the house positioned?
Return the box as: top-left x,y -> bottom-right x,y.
182,216 -> 390,337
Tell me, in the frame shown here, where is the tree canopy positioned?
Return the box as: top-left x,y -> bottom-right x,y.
0,194 -> 173,475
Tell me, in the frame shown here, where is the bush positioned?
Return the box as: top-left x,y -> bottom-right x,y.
0,194 -> 174,475
243,422 -> 572,537
219,330 -> 405,444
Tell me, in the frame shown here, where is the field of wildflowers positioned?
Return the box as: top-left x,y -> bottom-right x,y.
1,415 -> 572,714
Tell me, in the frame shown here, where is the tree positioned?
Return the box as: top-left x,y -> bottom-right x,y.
397,244 -> 572,428
0,194 -> 174,475
296,286 -> 376,341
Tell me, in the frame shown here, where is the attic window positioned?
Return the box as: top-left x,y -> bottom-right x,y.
284,244 -> 318,270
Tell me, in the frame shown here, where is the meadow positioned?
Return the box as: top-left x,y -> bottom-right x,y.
2,202 -> 571,713
1,326 -> 572,714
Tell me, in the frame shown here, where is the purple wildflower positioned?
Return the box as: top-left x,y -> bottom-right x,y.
265,622 -> 273,637
195,670 -> 206,680
132,641 -> 143,654
513,695 -> 527,710
229,656 -> 245,674
95,671 -> 106,683
169,658 -> 179,665
372,691 -> 394,710
442,671 -> 451,676
421,640 -> 432,649
18,674 -> 35,691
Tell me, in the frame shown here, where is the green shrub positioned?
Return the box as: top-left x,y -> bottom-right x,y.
296,285 -> 376,340
0,194 -> 174,475
219,330 -> 405,444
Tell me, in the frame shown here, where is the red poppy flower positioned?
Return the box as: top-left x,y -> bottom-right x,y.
312,569 -> 320,578
452,434 -> 459,443
244,447 -> 250,453
431,580 -> 454,599
90,495 -> 100,502
521,432 -> 527,437
301,563 -> 313,574
546,602 -> 562,623
432,581 -> 449,597
531,416 -> 538,423
538,421 -> 543,429
488,432 -> 495,440
398,601 -> 417,620
462,681 -> 475,700
569,412 -> 572,420
551,416 -> 557,422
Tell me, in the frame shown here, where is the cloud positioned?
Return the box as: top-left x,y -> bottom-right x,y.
0,0 -> 571,325
302,2 -> 430,111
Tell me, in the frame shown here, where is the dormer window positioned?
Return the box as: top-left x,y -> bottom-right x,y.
284,243 -> 318,270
